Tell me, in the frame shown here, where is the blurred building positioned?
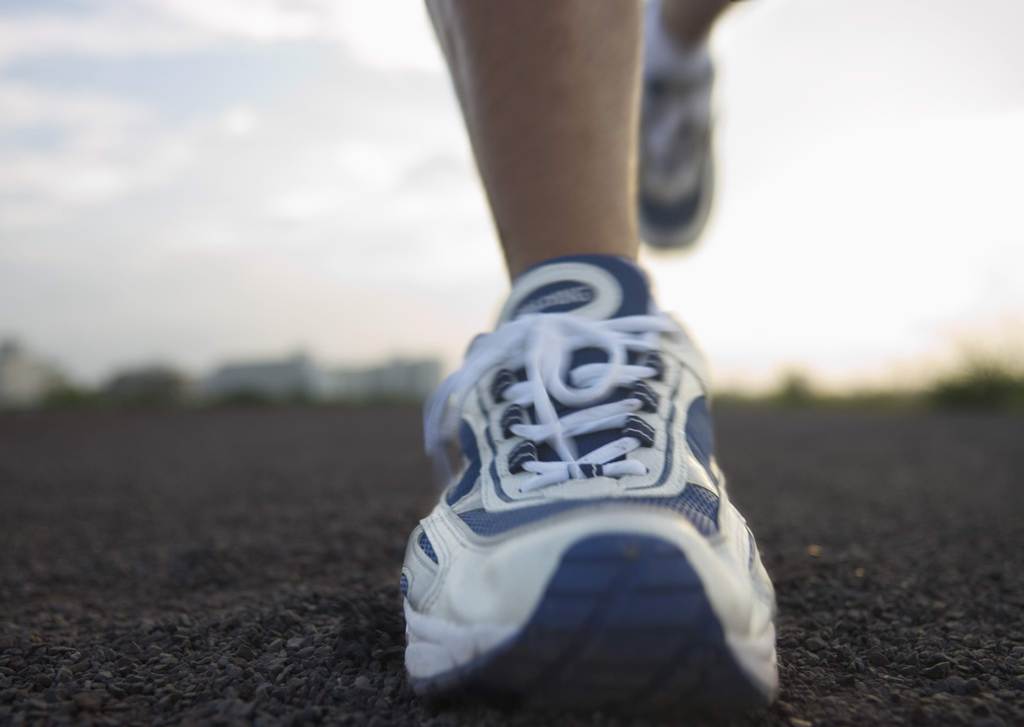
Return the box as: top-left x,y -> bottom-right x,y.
202,353 -> 331,402
103,365 -> 193,406
332,358 -> 442,402
0,339 -> 64,408
202,353 -> 441,403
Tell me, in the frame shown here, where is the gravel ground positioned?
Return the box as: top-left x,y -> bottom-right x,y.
1,405 -> 1022,726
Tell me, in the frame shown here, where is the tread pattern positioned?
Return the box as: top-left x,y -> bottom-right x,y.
412,533 -> 768,714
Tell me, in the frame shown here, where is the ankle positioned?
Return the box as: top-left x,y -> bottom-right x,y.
505,240 -> 640,280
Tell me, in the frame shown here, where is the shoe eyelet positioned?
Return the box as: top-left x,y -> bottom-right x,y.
508,441 -> 537,474
639,352 -> 665,382
500,404 -> 526,439
630,380 -> 659,413
490,368 -> 516,403
623,415 -> 656,448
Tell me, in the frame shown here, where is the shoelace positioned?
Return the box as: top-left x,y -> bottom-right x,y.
424,312 -> 679,493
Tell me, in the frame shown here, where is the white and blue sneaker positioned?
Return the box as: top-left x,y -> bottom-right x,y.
401,255 -> 777,713
639,0 -> 716,250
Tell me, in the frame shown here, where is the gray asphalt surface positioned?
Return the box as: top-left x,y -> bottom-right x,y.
1,406 -> 1022,726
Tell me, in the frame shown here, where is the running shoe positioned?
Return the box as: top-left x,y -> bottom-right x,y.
401,254 -> 777,713
639,0 -> 716,250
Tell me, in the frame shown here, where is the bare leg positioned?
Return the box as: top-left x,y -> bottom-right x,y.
659,0 -> 731,47
427,1 -> 643,278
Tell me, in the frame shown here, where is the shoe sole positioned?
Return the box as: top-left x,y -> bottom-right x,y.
407,532 -> 774,714
640,152 -> 715,251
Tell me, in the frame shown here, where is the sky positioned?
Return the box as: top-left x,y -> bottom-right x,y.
1,0 -> 1022,390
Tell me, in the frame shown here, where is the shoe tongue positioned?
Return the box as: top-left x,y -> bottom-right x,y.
497,254 -> 652,324
496,255 -> 654,465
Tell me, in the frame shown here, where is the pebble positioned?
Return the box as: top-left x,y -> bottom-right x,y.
923,662 -> 952,679
1,407 -> 1021,726
868,650 -> 889,667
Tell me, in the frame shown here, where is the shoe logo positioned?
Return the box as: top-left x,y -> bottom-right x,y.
500,262 -> 623,321
515,282 -> 595,316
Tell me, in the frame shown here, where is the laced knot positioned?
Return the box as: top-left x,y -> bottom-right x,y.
424,312 -> 678,492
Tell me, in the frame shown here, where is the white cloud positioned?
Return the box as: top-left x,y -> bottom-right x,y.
143,0 -> 443,71
0,6 -> 214,67
0,82 -> 202,223
0,0 -> 444,74
0,82 -> 149,130
2,0 -> 1023,386
220,107 -> 259,137
142,0 -> 329,41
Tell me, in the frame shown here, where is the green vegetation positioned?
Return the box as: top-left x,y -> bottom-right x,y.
717,358 -> 1024,412
925,357 -> 1024,410
102,366 -> 193,408
41,385 -> 104,410
18,355 -> 1024,414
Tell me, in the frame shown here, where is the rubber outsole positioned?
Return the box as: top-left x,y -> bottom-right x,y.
639,154 -> 715,251
410,533 -> 770,714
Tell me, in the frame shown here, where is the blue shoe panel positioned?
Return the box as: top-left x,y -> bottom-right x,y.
411,533 -> 767,714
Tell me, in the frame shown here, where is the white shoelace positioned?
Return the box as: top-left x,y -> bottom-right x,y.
424,313 -> 678,493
